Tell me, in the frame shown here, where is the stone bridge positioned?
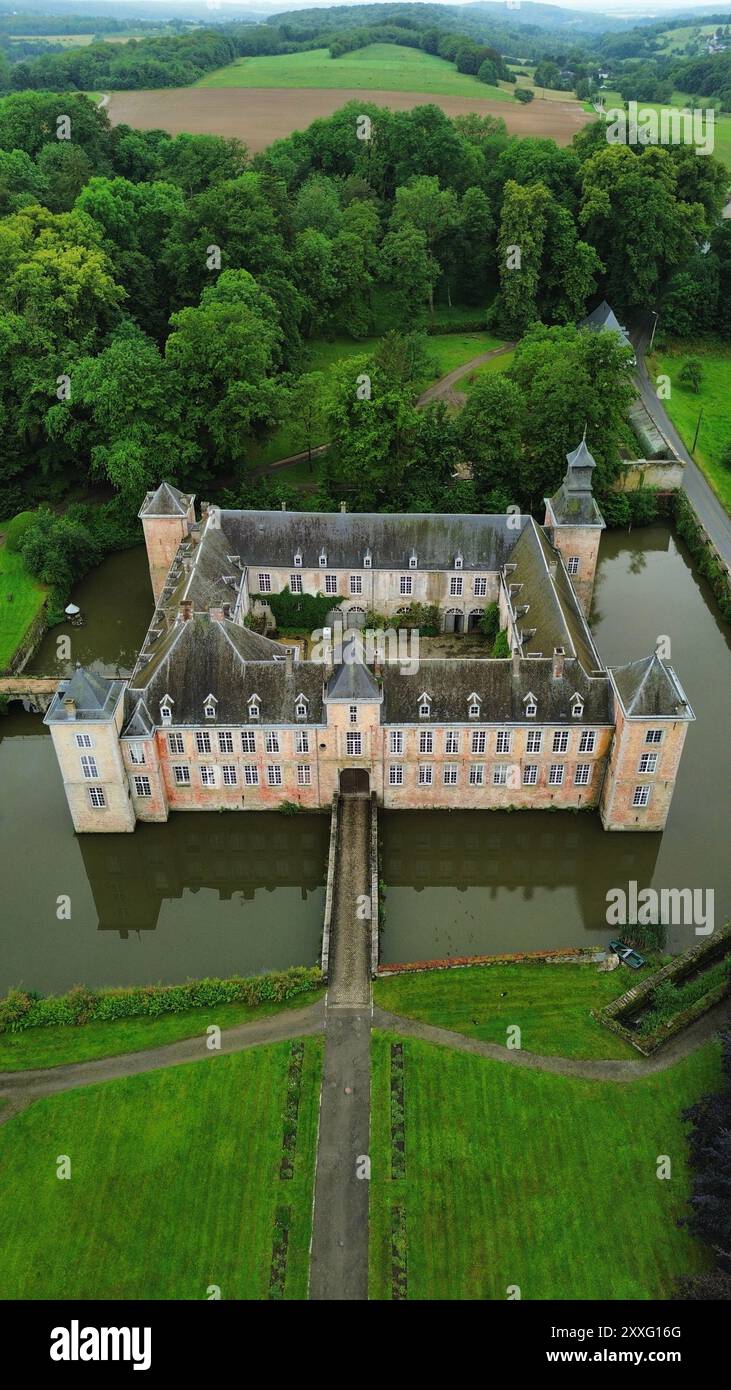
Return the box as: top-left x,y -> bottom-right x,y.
0,676 -> 57,713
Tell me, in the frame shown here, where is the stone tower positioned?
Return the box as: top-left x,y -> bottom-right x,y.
600,653 -> 694,832
44,666 -> 136,833
544,435 -> 605,616
139,482 -> 196,603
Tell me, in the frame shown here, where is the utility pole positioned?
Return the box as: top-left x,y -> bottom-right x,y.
649,311 -> 659,351
692,408 -> 704,454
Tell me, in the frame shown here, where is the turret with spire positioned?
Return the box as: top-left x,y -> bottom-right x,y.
543,431 -> 605,617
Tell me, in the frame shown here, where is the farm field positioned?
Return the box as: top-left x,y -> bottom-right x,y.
0,1039 -> 323,1299
196,44 -> 509,99
650,343 -> 731,514
369,1032 -> 721,1300
594,91 -> 731,172
0,518 -> 46,672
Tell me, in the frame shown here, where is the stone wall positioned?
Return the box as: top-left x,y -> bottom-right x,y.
614,459 -> 684,492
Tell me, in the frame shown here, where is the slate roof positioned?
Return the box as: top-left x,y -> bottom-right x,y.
138,481 -> 193,519
610,654 -> 694,719
546,438 -> 605,527
44,665 -> 125,724
578,300 -> 632,352
121,699 -> 155,738
219,510 -> 528,572
326,657 -> 382,702
505,520 -> 602,674
381,658 -> 612,725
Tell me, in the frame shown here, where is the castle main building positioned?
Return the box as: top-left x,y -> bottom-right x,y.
45,441 -> 694,834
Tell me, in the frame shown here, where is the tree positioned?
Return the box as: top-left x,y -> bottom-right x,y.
494,179 -> 551,335
389,175 -> 459,316
288,371 -> 326,466
324,358 -> 421,508
679,357 -> 703,392
20,507 -> 101,592
457,373 -> 523,498
35,142 -> 93,213
380,224 -> 438,324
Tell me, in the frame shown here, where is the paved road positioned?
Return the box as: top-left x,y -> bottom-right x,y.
632,313 -> 731,565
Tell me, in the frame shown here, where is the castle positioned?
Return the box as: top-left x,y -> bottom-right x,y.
45,440 -> 694,834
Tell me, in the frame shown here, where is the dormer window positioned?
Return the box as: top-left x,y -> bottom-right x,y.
295,694 -> 309,720
454,553 -> 463,570
571,694 -> 584,718
294,549 -> 302,568
418,693 -> 432,719
160,696 -> 173,724
467,693 -> 481,719
248,696 -> 260,720
524,693 -> 537,718
203,694 -> 218,720
363,549 -> 372,568
409,550 -> 418,569
319,549 -> 327,568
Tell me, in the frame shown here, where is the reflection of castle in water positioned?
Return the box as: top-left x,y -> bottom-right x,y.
78,812 -> 330,935
382,811 -> 662,932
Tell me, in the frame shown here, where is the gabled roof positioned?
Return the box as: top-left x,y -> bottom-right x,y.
326,660 -> 382,702
138,481 -> 192,519
505,520 -> 602,674
578,300 -> 632,351
44,665 -> 125,724
122,698 -> 155,738
610,654 -> 694,720
381,658 -> 611,725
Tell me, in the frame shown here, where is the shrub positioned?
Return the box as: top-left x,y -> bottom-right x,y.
4,510 -> 37,553
515,87 -> 534,103
492,629 -> 510,658
267,586 -> 340,633
479,602 -> 500,643
678,357 -> 703,392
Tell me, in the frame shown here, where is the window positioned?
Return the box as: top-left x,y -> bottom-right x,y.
419,730 -> 433,755
241,730 -> 256,754
363,551 -> 372,568
571,700 -> 584,719
523,765 -> 538,786
296,730 -> 309,755
293,550 -> 302,568
575,764 -> 591,786
173,765 -> 190,786
578,730 -> 596,754
88,786 -> 106,809
443,766 -> 458,786
204,703 -> 216,720
160,704 -> 172,724
349,705 -> 358,725
168,732 -> 184,755
319,551 -> 327,568
469,765 -> 484,786
638,752 -> 658,775
266,732 -> 280,755
128,743 -> 145,765
290,574 -> 303,594
248,700 -> 260,721
200,766 -> 216,788
525,701 -> 537,718
567,557 -> 580,576
196,731 -> 212,755
297,764 -> 311,786
267,765 -> 282,787
389,765 -> 404,786
350,575 -> 362,595
445,731 -> 460,755
75,733 -> 92,749
633,785 -> 651,807
471,730 -> 486,755
468,702 -> 480,719
346,732 -> 362,756
325,574 -> 337,596
244,765 -> 259,786
258,573 -> 271,593
454,554 -> 463,570
646,729 -> 663,744
549,764 -> 565,786
553,730 -> 569,754
419,700 -> 431,719
134,775 -> 152,798
493,765 -> 508,786
80,755 -> 98,780
526,730 -> 542,754
496,731 -> 511,754
419,765 -> 433,786
390,731 -> 403,755
409,553 -> 417,569
473,577 -> 487,597
295,701 -> 308,720
222,765 -> 237,786
400,575 -> 413,597
218,731 -> 234,754
450,576 -> 463,597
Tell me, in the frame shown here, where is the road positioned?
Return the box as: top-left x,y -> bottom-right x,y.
632,313 -> 731,565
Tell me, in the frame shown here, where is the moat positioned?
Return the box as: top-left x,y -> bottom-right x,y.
1,524 -> 729,992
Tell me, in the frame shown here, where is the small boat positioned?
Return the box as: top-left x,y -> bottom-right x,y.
609,939 -> 646,970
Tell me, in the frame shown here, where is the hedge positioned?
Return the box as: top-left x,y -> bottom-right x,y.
0,966 -> 321,1034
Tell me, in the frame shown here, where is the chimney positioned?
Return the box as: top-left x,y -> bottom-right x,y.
552,647 -> 565,680
285,647 -> 294,677
63,697 -> 77,720
548,560 -> 558,581
210,607 -> 225,623
182,557 -> 193,575
179,600 -> 193,622
340,501 -> 347,513
281,500 -> 287,511
512,648 -> 520,678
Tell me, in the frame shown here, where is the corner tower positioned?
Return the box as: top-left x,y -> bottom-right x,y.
544,435 -> 605,617
139,482 -> 196,603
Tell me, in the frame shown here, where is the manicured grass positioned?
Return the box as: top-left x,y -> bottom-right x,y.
197,44 -> 510,101
369,1032 -> 720,1300
0,987 -> 324,1072
0,1038 -> 323,1298
459,348 -> 516,395
374,962 -> 641,1060
650,342 -> 731,514
0,519 -> 47,671
421,331 -> 505,382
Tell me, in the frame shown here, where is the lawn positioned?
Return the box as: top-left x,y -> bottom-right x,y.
0,987 -> 324,1072
0,1038 -> 323,1298
650,342 -> 731,514
0,519 -> 47,672
373,961 -> 641,1060
594,92 -> 731,173
369,1032 -> 720,1300
197,44 -> 510,101
458,348 -> 516,396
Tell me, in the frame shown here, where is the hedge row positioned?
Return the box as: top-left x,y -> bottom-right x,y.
0,966 -> 322,1034
673,490 -> 731,623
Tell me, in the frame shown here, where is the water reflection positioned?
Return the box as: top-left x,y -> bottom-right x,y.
27,546 -> 151,678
